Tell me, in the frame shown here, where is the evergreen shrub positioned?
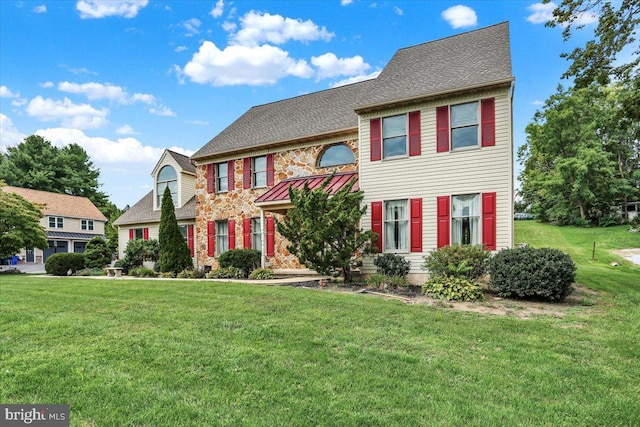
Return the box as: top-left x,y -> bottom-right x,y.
218,249 -> 261,278
423,245 -> 491,280
248,268 -> 277,280
45,253 -> 85,276
373,253 -> 410,278
489,246 -> 576,301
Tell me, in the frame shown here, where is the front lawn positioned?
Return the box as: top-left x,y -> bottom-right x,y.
1,222 -> 639,426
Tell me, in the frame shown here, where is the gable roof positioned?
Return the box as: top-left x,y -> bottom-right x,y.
191,22 -> 513,162
3,186 -> 107,221
167,149 -> 196,174
112,191 -> 195,226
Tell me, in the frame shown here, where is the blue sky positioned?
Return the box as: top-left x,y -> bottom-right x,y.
0,0 -> 599,209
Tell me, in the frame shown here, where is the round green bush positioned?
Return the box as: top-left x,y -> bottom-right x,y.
248,268 -> 277,280
423,245 -> 491,280
422,276 -> 484,301
83,236 -> 112,268
373,253 -> 411,278
45,252 -> 85,276
218,249 -> 261,278
489,246 -> 576,301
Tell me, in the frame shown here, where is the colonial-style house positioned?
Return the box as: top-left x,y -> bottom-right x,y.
2,185 -> 107,263
190,22 -> 514,283
113,149 -> 196,261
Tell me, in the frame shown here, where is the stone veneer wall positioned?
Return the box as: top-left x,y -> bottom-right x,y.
195,139 -> 358,271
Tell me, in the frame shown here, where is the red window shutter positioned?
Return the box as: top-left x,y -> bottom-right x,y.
243,157 -> 251,189
266,153 -> 274,186
143,228 -> 149,241
410,198 -> 423,252
370,118 -> 381,161
436,106 -> 450,153
228,219 -> 236,250
481,98 -> 496,147
266,216 -> 275,257
371,201 -> 383,252
227,160 -> 235,191
243,218 -> 252,249
206,164 -> 215,193
129,229 -> 134,240
408,111 -> 421,156
207,221 -> 215,257
437,196 -> 450,248
187,225 -> 194,257
482,192 -> 497,250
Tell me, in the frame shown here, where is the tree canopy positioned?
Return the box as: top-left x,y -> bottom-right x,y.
276,174 -> 377,282
0,182 -> 48,258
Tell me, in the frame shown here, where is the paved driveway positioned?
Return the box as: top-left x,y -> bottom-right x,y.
16,263 -> 47,274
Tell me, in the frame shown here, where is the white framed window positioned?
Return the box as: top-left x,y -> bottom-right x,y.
252,218 -> 262,252
216,162 -> 228,193
216,221 -> 228,256
452,194 -> 480,245
384,200 -> 408,252
49,216 -> 64,229
81,220 -> 94,231
253,156 -> 267,188
450,101 -> 479,149
157,165 -> 178,206
318,144 -> 355,168
382,114 -> 407,158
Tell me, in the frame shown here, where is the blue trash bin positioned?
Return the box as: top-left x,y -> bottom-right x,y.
11,256 -> 18,265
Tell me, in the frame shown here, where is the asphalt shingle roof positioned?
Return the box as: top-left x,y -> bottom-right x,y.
112,191 -> 195,226
3,186 -> 107,221
191,22 -> 512,161
167,149 -> 196,174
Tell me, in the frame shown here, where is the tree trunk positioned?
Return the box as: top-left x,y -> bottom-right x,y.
578,198 -> 586,220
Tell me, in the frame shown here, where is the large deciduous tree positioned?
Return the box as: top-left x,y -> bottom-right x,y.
276,174 -> 377,283
0,182 -> 48,258
158,186 -> 192,274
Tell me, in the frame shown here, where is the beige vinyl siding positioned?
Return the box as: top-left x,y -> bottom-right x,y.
180,173 -> 196,207
40,216 -> 106,235
360,87 -> 513,280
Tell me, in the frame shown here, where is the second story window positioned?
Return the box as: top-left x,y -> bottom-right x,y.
49,216 -> 64,229
216,162 -> 228,192
318,144 -> 355,168
81,220 -> 94,231
450,101 -> 479,149
157,165 -> 178,206
383,114 -> 407,158
253,156 -> 267,188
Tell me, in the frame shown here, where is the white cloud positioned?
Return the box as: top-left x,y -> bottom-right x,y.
222,21 -> 237,32
182,41 -> 313,86
230,11 -> 334,47
527,2 -> 598,26
329,70 -> 381,88
0,114 -> 26,151
532,100 -> 545,106
57,82 -> 163,108
0,85 -> 19,98
175,46 -> 188,53
394,6 -> 403,16
441,5 -> 478,29
26,96 -> 109,129
76,0 -> 149,19
149,106 -> 176,117
311,53 -> 370,80
116,124 -> 137,135
186,120 -> 209,126
341,0 -> 353,5
41,81 -> 54,88
183,18 -> 201,36
210,0 -> 224,18
33,5 -> 47,13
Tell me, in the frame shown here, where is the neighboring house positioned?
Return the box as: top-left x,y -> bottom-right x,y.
2,186 -> 107,263
190,22 -> 514,283
113,149 -> 196,261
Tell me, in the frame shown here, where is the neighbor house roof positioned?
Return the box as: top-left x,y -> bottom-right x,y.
112,191 -> 195,226
3,186 -> 107,221
191,22 -> 512,161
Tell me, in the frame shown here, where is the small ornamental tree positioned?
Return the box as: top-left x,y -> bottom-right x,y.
276,174 -> 377,282
83,236 -> 111,268
0,182 -> 48,258
158,186 -> 192,274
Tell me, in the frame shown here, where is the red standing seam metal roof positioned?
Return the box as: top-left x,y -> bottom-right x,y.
255,171 -> 359,204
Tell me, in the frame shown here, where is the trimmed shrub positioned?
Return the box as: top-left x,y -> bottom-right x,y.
207,266 -> 244,279
129,267 -> 157,278
248,268 -> 277,280
83,236 -> 112,268
176,269 -> 206,279
422,276 -> 484,302
423,245 -> 491,280
73,267 -> 105,277
489,246 -> 576,301
45,253 -> 85,276
218,249 -> 261,278
366,273 -> 409,291
373,253 -> 411,278
119,239 -> 158,273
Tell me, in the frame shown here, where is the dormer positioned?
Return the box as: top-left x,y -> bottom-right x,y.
151,149 -> 196,210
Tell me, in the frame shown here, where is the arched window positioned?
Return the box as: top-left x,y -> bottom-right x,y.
318,144 -> 355,168
157,165 -> 177,206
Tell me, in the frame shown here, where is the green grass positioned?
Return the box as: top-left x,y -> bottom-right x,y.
1,222 -> 639,426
